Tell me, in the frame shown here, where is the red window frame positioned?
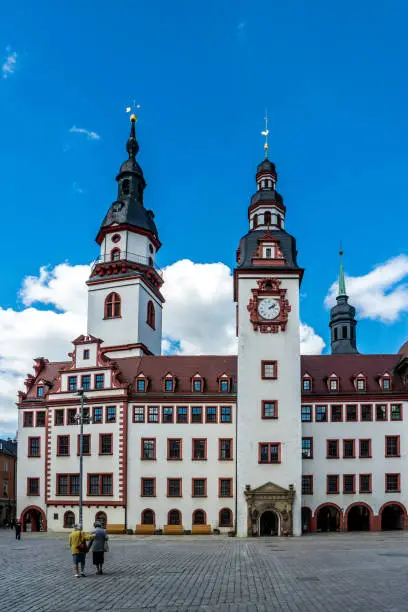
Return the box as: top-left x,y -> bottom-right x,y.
328,377 -> 339,391
205,406 -> 217,423
262,400 -> 278,420
99,433 -> 113,455
147,406 -> 159,423
176,406 -> 188,423
326,474 -> 339,494
391,404 -> 403,421
167,478 -> 182,498
28,436 -> 41,458
361,404 -> 373,421
356,376 -> 367,391
167,509 -> 182,525
136,377 -> 147,392
315,405 -> 328,422
343,439 -> 356,459
385,473 -> 401,493
77,434 -> 91,456
190,406 -> 203,423
141,438 -> 156,460
92,406 -> 103,424
94,374 -> 105,389
110,247 -> 121,261
141,509 -> 156,525
385,435 -> 400,458
326,439 -> 339,459
104,292 -> 121,319
36,385 -> 45,398
105,406 -> 116,423
261,360 -> 278,380
219,508 -> 233,527
57,435 -> 70,457
192,509 -> 207,525
218,376 -> 231,392
258,442 -> 281,464
346,405 -> 358,422
36,411 -> 46,427
23,411 -> 33,427
192,478 -> 207,498
26,477 -> 40,496
56,473 -> 80,496
192,377 -> 204,392
87,473 -> 113,496
83,349 -> 90,360
220,405 -> 232,423
343,474 -> 356,494
219,478 -> 233,498
141,477 -> 156,497
54,409 -> 65,426
330,405 -> 343,422
163,376 -> 175,392
359,474 -> 372,493
359,438 -> 372,458
68,376 -> 77,392
192,438 -> 207,461
167,438 -> 182,460
67,408 -> 77,425
376,404 -> 388,421
219,438 -> 233,461
133,405 -> 145,423
162,406 -> 174,424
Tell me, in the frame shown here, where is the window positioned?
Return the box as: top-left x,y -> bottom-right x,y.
79,375 -> 90,391
191,406 -> 203,423
57,474 -> 80,496
141,478 -> 155,497
111,248 -> 121,262
87,474 -> 113,496
27,478 -> 39,496
391,404 -> 402,421
193,509 -> 206,525
220,379 -> 229,392
193,439 -> 207,460
383,377 -> 391,390
95,374 -> 105,389
77,434 -> 91,455
206,406 -> 217,423
28,437 -> 40,457
147,300 -> 156,329
316,406 -> 328,422
302,475 -> 313,495
148,406 -> 159,423
64,511 -> 75,528
83,349 -> 90,360
133,406 -> 145,423
168,439 -> 182,460
105,292 -> 121,318
346,405 -> 357,422
91,407 -> 102,424
192,479 -> 207,497
55,409 -> 64,426
253,214 -> 258,228
95,511 -> 107,528
327,439 -> 339,458
386,436 -> 400,457
219,479 -> 232,497
259,443 -> 281,464
342,326 -> 348,339
219,508 -> 233,527
327,475 -> 339,494
142,509 -> 155,525
303,378 -> 312,391
329,378 -> 338,391
193,378 -> 203,392
343,475 -> 355,494
356,378 -> 366,391
67,409 -> 77,425
361,404 -> 372,421
359,439 -> 371,458
220,406 -> 232,423
68,376 -> 77,392
262,401 -> 278,419
176,406 -> 188,423
219,439 -> 232,460
106,406 -> 116,423
36,411 -> 46,427
23,412 -> 33,427
37,386 -> 44,398
165,379 -> 174,392
343,440 -> 355,458
167,479 -> 182,497
57,435 -> 70,456
262,361 -> 277,379
331,405 -> 342,422
122,178 -> 130,195
141,439 -> 156,460
264,211 -> 271,225
162,406 -> 174,423
376,404 -> 387,421
386,473 -> 400,493
168,509 -> 181,525
301,405 -> 312,422
100,434 -> 113,455
137,378 -> 146,392
302,437 -> 313,459
70,475 -> 80,495
57,475 -> 68,496
359,474 -> 372,493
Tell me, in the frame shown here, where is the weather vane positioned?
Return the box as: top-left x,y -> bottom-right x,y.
261,109 -> 269,159
126,100 -> 141,122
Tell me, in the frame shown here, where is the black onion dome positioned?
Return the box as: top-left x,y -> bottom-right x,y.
257,159 -> 276,174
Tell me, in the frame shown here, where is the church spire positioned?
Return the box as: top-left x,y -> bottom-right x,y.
126,113 -> 139,158
329,251 -> 358,354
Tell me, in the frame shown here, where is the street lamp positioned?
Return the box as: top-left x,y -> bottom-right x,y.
75,389 -> 88,530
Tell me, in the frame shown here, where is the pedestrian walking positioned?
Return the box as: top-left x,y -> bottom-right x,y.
15,520 -> 21,540
89,521 -> 109,574
69,524 -> 94,578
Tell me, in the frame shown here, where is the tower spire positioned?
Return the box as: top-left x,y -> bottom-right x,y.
329,250 -> 358,354
338,250 -> 347,297
126,113 -> 139,159
261,110 -> 269,159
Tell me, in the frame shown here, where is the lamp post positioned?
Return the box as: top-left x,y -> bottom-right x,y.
75,390 -> 88,530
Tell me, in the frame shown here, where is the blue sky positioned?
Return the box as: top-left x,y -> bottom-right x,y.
2,0 -> 408,359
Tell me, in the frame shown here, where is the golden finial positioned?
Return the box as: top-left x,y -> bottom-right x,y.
126,100 -> 141,123
261,109 -> 269,159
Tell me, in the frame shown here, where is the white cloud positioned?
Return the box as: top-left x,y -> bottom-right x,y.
325,254 -> 408,323
0,259 -> 323,435
69,126 -> 100,141
2,47 -> 17,79
72,182 -> 85,194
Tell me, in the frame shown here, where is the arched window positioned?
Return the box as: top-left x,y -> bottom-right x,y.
142,509 -> 155,525
168,509 -> 181,525
264,211 -> 271,226
95,511 -> 107,528
105,292 -> 121,318
122,179 -> 130,195
219,508 -> 232,527
111,248 -> 121,262
193,509 -> 206,525
64,511 -> 75,528
147,300 -> 155,330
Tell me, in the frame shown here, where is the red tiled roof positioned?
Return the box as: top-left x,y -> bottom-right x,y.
25,361 -> 70,398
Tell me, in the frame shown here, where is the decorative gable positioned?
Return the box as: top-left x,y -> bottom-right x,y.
328,372 -> 339,392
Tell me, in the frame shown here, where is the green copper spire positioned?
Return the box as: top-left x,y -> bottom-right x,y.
338,250 -> 347,297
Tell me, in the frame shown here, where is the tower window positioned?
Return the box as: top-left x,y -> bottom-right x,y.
122,179 -> 130,195
277,215 -> 282,228
111,248 -> 121,262
264,211 -> 271,226
342,326 -> 348,339
253,214 -> 258,228
105,292 -> 121,318
334,328 -> 338,341
265,247 -> 272,259
147,300 -> 156,330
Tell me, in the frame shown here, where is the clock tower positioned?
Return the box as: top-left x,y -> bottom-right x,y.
234,151 -> 303,537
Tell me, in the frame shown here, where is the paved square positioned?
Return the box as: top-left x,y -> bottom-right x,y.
2,531 -> 408,611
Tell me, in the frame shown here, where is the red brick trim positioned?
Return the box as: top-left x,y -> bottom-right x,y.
46,500 -> 124,507
192,478 -> 207,497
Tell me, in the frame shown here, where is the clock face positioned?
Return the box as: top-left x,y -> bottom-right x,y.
258,298 -> 281,320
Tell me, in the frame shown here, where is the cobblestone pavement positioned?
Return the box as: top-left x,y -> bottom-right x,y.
2,531 -> 408,611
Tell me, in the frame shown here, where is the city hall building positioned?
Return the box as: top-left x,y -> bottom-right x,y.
16,115 -> 408,535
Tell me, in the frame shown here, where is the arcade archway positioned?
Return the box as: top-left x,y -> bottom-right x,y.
380,503 -> 406,530
20,506 -> 47,532
302,507 -> 312,533
316,504 -> 341,532
259,510 -> 279,536
346,504 -> 372,531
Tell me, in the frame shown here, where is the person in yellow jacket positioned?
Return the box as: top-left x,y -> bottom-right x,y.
69,524 -> 95,578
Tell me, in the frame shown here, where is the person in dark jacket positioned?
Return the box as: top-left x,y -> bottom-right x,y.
90,521 -> 108,574
15,521 -> 21,540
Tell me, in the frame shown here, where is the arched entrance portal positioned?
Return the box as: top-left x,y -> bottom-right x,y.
316,505 -> 340,532
302,507 -> 312,533
260,511 -> 279,536
20,506 -> 47,532
347,505 -> 371,531
381,504 -> 405,530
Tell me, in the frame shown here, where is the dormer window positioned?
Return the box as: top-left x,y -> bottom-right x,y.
265,247 -> 272,259
111,248 -> 121,262
136,374 -> 147,393
192,375 -> 204,393
218,374 -> 230,393
163,374 -> 175,392
328,375 -> 339,392
356,375 -> 366,392
381,374 -> 392,391
37,385 -> 44,398
302,375 -> 312,392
